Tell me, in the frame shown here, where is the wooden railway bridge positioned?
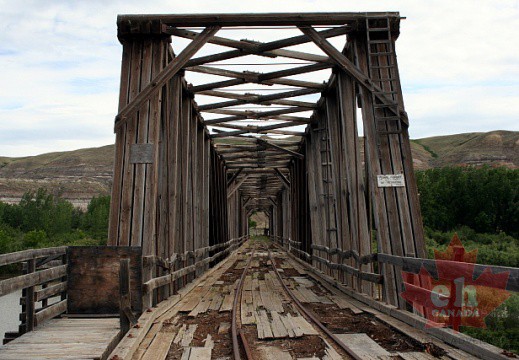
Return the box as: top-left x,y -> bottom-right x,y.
0,12 -> 517,360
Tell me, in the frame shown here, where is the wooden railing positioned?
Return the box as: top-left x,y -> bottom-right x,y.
0,247 -> 68,340
274,235 -> 519,293
277,238 -> 383,284
142,236 -> 248,302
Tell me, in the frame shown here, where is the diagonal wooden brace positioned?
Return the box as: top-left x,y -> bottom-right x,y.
114,26 -> 220,131
166,26 -> 345,66
257,138 -> 304,159
298,25 -> 406,124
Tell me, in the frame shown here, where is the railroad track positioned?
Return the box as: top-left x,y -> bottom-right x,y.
122,239 -> 483,360
267,248 -> 362,360
230,243 -> 355,359
231,246 -> 256,359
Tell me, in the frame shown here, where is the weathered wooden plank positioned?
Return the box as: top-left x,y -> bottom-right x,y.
354,34 -> 398,306
182,346 -> 212,360
279,313 -> 303,338
397,352 -> 437,360
270,311 -> 289,339
291,315 -> 318,336
141,332 -> 175,360
323,340 -> 343,360
110,246 -> 244,360
0,318 -> 120,360
328,295 -> 363,314
34,282 -> 67,303
288,249 -> 511,360
256,310 -> 274,339
0,265 -> 66,297
118,13 -> 400,27
108,36 -> 132,246
130,37 -> 152,245
258,346 -> 292,360
179,324 -> 198,347
0,247 -> 67,267
335,333 -> 390,359
118,39 -> 142,247
34,299 -> 67,327
377,254 -> 519,292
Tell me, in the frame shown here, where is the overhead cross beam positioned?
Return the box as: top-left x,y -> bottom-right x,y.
204,108 -> 311,124
166,24 -> 348,56
210,121 -> 302,138
118,12 -> 400,27
189,65 -> 328,93
200,90 -> 317,109
257,138 -> 304,159
199,88 -> 321,111
204,107 -> 310,125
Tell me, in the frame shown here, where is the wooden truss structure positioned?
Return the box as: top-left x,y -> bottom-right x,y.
109,12 -> 425,308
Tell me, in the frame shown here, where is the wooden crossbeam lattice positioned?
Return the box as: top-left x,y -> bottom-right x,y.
188,65 -> 327,92
199,90 -> 317,109
199,88 -> 321,111
204,107 -> 310,125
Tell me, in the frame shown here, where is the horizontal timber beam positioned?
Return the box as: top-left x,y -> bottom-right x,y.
200,90 -> 317,109
257,138 -> 304,159
204,107 -> 310,125
199,88 -> 321,111
187,65 -> 326,90
211,121 -> 302,138
117,12 -> 400,27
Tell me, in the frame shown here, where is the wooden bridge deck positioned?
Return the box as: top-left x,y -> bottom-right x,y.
0,318 -> 120,360
110,241 -> 492,360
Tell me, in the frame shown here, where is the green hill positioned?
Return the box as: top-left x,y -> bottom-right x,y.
0,131 -> 517,206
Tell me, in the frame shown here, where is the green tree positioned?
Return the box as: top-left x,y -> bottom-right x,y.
416,167 -> 519,236
81,195 -> 110,240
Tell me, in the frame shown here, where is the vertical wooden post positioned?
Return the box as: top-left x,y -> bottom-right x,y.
60,253 -> 67,302
119,258 -> 131,334
25,259 -> 35,332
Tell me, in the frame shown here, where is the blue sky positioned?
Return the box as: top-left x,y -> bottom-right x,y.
0,0 -> 518,157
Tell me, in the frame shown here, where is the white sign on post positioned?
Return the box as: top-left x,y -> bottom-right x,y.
377,174 -> 405,188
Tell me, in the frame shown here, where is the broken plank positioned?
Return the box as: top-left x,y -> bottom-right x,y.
141,332 -> 176,360
334,333 -> 390,359
256,310 -> 274,339
258,346 -> 292,360
270,311 -> 289,338
280,313 -> 303,338
181,325 -> 198,347
328,295 -> 363,314
291,315 -> 318,336
398,352 -> 437,360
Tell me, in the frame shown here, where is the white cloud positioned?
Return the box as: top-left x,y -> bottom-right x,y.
0,0 -> 517,156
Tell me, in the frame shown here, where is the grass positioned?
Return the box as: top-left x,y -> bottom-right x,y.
413,139 -> 438,158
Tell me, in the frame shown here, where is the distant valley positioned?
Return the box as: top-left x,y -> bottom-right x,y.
0,130 -> 517,208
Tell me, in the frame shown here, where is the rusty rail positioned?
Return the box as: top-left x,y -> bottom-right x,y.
231,245 -> 256,360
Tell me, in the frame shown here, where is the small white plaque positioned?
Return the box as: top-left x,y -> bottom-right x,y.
377,174 -> 405,188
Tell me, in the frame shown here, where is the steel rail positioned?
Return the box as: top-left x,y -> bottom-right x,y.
231,245 -> 256,360
267,248 -> 364,360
